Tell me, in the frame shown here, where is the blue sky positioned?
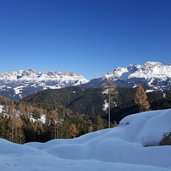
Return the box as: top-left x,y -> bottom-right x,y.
0,0 -> 171,79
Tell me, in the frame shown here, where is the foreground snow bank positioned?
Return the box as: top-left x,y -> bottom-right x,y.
1,109 -> 171,171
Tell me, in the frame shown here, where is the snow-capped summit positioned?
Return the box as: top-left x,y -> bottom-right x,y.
143,61 -> 162,67
106,61 -> 171,80
86,61 -> 171,90
0,69 -> 88,99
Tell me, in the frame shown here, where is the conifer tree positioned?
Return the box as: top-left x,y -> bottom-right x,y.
48,110 -> 59,139
69,123 -> 78,138
134,85 -> 150,112
94,115 -> 105,131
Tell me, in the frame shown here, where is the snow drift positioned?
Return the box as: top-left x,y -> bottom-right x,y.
0,109 -> 171,171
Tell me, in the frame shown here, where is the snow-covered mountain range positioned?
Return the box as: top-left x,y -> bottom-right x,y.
0,61 -> 171,100
0,69 -> 88,99
86,61 -> 171,90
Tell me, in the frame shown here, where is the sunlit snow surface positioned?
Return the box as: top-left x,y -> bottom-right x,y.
1,109 -> 171,171
0,105 -> 3,113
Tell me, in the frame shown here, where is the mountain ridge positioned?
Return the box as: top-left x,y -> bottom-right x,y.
86,61 -> 171,89
0,61 -> 171,100
0,69 -> 88,99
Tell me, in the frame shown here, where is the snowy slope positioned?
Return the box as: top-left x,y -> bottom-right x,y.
86,61 -> 171,90
0,69 -> 88,99
0,109 -> 171,171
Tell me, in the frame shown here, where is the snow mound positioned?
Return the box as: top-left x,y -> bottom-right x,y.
1,109 -> 171,171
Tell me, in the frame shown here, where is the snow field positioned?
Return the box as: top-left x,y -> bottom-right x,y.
1,109 -> 171,171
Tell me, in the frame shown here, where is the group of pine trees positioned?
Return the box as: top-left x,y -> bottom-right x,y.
0,96 -> 108,143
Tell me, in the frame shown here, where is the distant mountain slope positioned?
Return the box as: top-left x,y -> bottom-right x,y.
0,69 -> 88,99
23,87 -> 108,116
23,86 -> 171,121
85,61 -> 171,89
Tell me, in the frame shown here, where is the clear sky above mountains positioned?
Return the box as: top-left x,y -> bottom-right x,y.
0,0 -> 171,79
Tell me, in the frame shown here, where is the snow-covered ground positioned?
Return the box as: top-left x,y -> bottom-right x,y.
0,109 -> 171,171
0,105 -> 3,113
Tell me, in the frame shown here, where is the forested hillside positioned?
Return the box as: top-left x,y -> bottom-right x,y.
0,96 -> 108,143
23,86 -> 171,121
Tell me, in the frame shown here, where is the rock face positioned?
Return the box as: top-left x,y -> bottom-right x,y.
85,61 -> 171,90
0,69 -> 88,99
160,132 -> 171,146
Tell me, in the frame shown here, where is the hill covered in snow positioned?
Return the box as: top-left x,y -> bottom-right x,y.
0,109 -> 171,171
